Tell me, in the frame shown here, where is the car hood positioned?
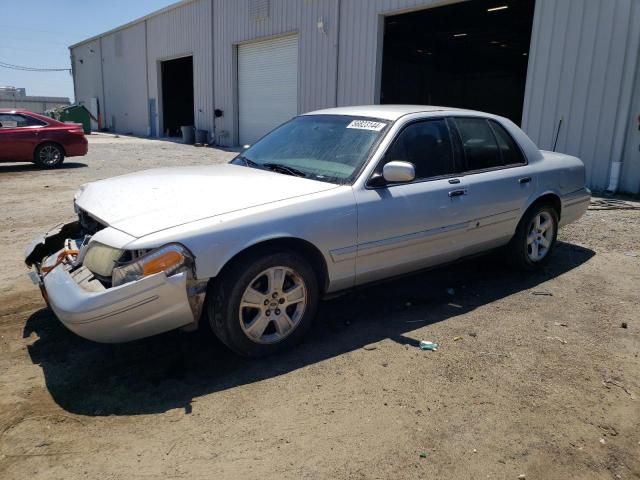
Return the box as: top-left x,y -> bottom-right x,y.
74,163 -> 338,238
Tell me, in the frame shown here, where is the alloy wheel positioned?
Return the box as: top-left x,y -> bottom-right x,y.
526,211 -> 554,261
39,145 -> 61,166
238,266 -> 307,344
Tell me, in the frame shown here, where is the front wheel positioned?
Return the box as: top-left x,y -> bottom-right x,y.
507,204 -> 559,270
34,143 -> 65,168
208,250 -> 319,357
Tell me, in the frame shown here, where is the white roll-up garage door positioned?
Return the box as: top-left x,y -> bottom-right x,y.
238,35 -> 298,145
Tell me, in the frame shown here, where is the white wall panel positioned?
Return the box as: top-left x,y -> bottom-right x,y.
100,23 -> 148,136
71,39 -> 104,126
620,54 -> 640,193
522,0 -> 640,191
619,7 -> 640,194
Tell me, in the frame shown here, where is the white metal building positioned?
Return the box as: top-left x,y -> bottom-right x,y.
70,0 -> 640,193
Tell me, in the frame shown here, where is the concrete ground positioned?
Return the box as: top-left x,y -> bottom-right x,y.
0,134 -> 638,479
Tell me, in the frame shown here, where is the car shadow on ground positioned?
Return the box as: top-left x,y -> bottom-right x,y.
0,162 -> 88,173
24,241 -> 594,416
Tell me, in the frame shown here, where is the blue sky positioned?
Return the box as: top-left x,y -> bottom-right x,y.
0,0 -> 176,101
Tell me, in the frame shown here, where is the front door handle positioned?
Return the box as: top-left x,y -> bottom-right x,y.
448,189 -> 467,198
519,177 -> 532,184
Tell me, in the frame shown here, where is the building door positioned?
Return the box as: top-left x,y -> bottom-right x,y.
238,35 -> 298,145
381,0 -> 536,126
161,56 -> 194,137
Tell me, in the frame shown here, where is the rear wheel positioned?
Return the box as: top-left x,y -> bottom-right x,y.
208,250 -> 319,357
507,204 -> 558,270
34,143 -> 64,168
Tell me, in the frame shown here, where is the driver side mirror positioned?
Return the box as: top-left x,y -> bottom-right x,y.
384,161 -> 416,183
369,161 -> 416,186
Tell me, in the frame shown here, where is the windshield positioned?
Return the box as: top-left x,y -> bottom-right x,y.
231,115 -> 389,184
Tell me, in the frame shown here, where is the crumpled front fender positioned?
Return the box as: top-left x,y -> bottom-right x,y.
24,221 -> 80,268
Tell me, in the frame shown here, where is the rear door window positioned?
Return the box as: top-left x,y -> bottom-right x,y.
454,117 -> 502,171
488,120 -> 526,165
382,119 -> 455,180
0,113 -> 46,128
0,114 -> 19,128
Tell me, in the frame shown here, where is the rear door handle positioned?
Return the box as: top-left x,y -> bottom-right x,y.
519,177 -> 532,184
448,189 -> 467,197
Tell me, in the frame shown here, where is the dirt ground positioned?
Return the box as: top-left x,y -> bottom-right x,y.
0,134 -> 638,480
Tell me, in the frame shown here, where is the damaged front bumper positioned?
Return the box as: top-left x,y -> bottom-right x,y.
25,221 -> 81,270
25,222 -> 204,343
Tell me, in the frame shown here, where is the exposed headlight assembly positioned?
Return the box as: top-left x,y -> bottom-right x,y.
82,242 -> 124,277
112,243 -> 194,287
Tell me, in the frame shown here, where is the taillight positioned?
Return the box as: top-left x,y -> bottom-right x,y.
67,128 -> 85,135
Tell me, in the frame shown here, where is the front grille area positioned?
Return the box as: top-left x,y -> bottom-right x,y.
78,208 -> 106,236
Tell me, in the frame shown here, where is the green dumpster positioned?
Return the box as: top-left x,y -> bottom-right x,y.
48,105 -> 96,134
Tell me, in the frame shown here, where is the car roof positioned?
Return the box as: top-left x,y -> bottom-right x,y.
0,108 -> 32,114
303,105 -> 486,121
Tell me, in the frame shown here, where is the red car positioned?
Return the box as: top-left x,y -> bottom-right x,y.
0,109 -> 88,168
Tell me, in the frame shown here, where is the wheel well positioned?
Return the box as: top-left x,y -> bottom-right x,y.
529,193 -> 561,220
216,238 -> 330,293
36,141 -> 66,156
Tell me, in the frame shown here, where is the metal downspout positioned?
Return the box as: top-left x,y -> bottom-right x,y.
99,36 -> 106,131
144,20 -> 151,137
211,0 -> 216,145
606,5 -> 640,193
69,48 -> 77,104
333,0 -> 341,107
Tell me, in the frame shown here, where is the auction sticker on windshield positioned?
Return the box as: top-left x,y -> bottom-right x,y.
346,120 -> 387,131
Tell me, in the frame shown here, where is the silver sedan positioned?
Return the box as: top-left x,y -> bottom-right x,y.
25,105 -> 590,356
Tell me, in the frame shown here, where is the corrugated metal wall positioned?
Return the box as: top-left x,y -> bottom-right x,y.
522,0 -> 640,191
70,0 -> 640,192
71,39 -> 104,121
147,0 -> 214,136
101,23 -> 148,136
620,40 -> 640,194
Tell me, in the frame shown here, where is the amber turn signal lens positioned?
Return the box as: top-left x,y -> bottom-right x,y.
142,251 -> 184,276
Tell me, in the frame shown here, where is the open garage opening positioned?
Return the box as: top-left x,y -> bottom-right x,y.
161,55 -> 194,137
381,0 -> 536,125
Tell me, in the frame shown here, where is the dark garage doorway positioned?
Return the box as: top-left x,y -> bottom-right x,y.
161,56 -> 194,137
381,0 -> 536,125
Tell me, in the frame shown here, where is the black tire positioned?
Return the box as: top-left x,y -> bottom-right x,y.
506,203 -> 559,270
207,249 -> 319,357
34,142 -> 65,168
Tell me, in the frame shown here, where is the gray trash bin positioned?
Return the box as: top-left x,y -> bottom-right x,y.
181,126 -> 195,144
195,129 -> 208,144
